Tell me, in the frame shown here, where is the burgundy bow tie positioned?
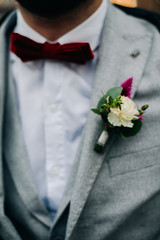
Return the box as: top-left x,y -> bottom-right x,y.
10,33 -> 94,64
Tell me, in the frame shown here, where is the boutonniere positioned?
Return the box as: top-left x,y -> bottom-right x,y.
91,77 -> 149,154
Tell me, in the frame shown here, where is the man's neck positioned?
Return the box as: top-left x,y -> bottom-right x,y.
17,0 -> 103,41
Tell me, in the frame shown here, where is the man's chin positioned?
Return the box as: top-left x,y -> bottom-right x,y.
16,0 -> 91,19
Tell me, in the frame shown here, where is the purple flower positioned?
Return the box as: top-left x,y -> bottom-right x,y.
138,115 -> 143,122
121,77 -> 133,98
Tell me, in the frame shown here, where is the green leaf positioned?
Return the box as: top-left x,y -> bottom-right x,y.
97,87 -> 122,109
107,96 -> 113,105
91,108 -> 101,115
119,131 -> 128,140
119,118 -> 142,138
107,87 -> 123,99
101,112 -> 108,123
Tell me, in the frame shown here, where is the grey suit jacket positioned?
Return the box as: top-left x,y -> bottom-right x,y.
0,2 -> 160,240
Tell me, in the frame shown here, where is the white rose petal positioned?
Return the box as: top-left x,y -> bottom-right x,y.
108,96 -> 139,128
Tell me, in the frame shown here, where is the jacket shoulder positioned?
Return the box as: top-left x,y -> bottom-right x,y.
108,4 -> 159,38
115,4 -> 160,32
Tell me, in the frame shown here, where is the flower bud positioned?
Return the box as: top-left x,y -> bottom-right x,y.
141,105 -> 149,111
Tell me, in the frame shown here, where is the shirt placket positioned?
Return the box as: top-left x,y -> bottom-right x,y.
43,61 -> 66,214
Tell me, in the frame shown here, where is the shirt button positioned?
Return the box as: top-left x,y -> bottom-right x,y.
50,104 -> 57,113
51,166 -> 61,175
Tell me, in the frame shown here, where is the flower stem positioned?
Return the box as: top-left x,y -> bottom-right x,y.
94,128 -> 109,154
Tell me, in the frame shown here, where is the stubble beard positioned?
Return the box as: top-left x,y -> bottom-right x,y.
16,0 -> 92,18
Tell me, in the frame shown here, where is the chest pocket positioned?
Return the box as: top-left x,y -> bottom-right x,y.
107,116 -> 160,177
108,145 -> 160,177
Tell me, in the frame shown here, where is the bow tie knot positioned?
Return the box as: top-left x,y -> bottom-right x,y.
10,33 -> 94,64
43,42 -> 60,58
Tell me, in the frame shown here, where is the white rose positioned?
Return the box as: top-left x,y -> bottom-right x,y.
108,96 -> 139,128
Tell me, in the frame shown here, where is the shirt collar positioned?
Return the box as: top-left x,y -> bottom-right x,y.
15,0 -> 107,51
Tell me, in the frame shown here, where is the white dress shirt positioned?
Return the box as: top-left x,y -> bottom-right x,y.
10,0 -> 107,219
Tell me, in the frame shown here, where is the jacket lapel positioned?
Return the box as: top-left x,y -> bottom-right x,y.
0,11 -> 52,228
64,2 -> 153,239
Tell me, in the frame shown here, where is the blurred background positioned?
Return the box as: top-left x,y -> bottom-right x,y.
111,0 -> 160,13
0,0 -> 160,18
